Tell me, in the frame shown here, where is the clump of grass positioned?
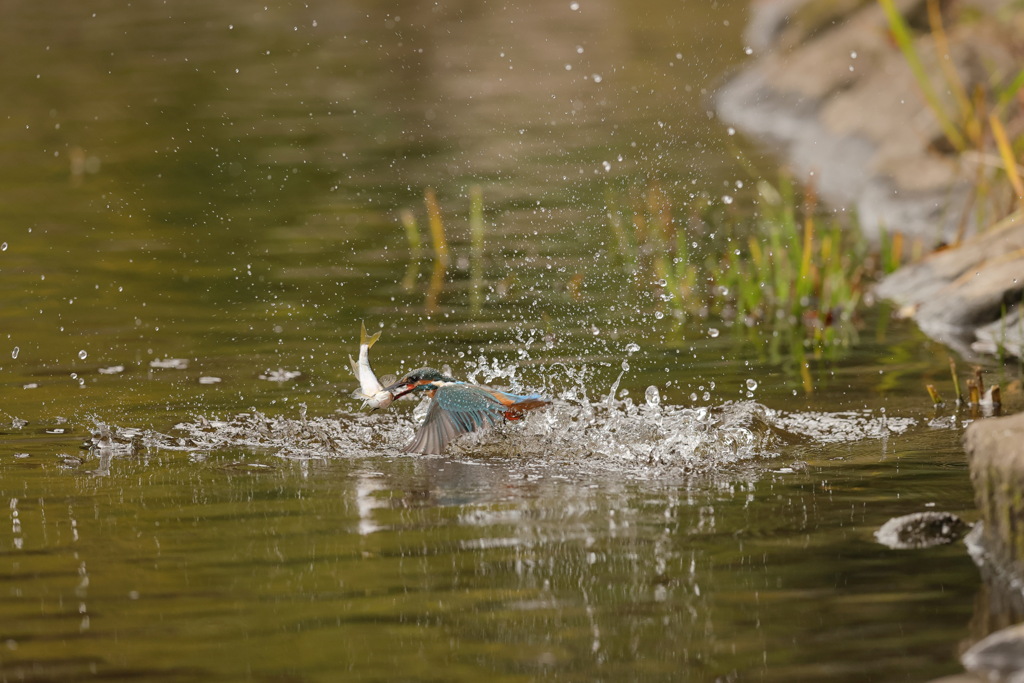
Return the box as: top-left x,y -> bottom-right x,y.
423,188 -> 450,268
399,188 -> 451,312
880,0 -> 1024,239
879,0 -> 967,151
605,181 -> 696,306
927,357 -> 1002,417
606,172 -> 900,353
399,186 -> 488,313
469,185 -> 485,314
399,209 -> 422,292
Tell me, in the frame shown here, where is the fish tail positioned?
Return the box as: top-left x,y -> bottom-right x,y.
360,321 -> 382,349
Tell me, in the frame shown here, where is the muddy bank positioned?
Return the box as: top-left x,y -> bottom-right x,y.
716,0 -> 1024,359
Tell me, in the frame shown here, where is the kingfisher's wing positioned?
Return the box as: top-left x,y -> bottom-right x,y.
403,384 -> 504,455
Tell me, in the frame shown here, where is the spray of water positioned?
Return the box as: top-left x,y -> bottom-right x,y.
91,359 -> 913,479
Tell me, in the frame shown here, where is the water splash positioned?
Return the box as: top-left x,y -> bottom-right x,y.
91,363 -> 914,479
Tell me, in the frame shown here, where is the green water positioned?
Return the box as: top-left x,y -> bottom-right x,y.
0,0 -> 1008,681
3,435 -> 980,682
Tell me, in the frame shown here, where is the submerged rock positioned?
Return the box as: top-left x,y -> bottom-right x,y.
875,511 -> 969,549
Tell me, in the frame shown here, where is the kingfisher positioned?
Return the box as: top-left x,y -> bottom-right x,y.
384,367 -> 549,455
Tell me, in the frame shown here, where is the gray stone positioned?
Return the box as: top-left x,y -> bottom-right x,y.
876,217 -> 1024,357
716,0 -> 977,244
964,412 -> 1024,570
719,0 -> 1024,359
963,623 -> 1024,681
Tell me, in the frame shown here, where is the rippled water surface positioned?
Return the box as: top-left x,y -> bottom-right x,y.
0,0 -> 1013,680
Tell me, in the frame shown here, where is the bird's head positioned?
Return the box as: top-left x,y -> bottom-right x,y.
384,367 -> 455,399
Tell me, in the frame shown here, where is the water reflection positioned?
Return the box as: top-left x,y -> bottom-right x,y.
0,0 -> 765,427
0,0 -> 991,680
1,427 -> 978,682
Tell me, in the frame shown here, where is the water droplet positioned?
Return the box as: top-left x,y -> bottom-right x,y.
602,160 -> 612,172
745,379 -> 758,391
727,127 -> 736,136
592,74 -> 602,83
743,46 -> 753,55
1,242 -> 7,251
654,311 -> 664,320
708,328 -> 720,338
621,360 -> 630,371
722,195 -> 734,205
11,346 -> 19,359
625,342 -> 640,354
850,50 -> 858,59
645,386 -> 661,406
569,1 -> 579,9
78,350 -> 87,360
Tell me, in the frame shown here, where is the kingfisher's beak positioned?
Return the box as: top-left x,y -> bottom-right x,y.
384,380 -> 416,400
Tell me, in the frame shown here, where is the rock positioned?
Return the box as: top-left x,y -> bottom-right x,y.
964,412 -> 1024,570
961,415 -> 1024,682
962,623 -> 1024,681
876,216 -> 1024,358
975,307 -> 1024,358
716,0 -> 976,244
875,511 -> 969,549
718,0 -> 1024,359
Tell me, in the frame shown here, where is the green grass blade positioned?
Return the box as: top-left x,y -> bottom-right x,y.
878,0 -> 967,151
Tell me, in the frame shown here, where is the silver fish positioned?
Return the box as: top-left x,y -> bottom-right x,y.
349,322 -> 395,410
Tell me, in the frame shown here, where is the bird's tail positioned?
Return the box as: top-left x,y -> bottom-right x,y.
502,394 -> 550,420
